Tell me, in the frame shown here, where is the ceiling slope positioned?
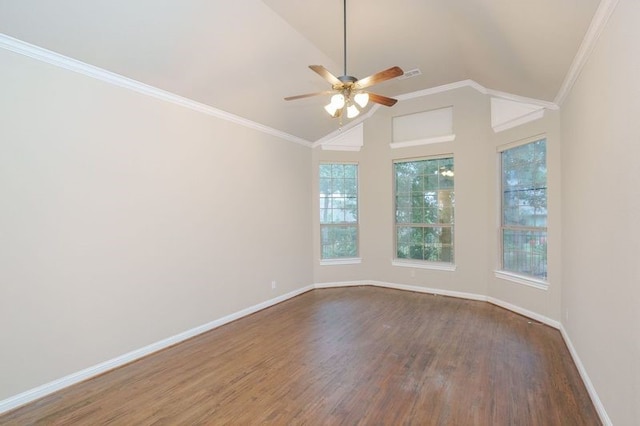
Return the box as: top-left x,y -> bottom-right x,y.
0,0 -> 601,141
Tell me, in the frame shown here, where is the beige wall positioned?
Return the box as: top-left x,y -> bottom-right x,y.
0,49 -> 313,400
486,111 -> 562,321
560,0 -> 640,423
3,2 -> 638,421
314,88 -> 489,295
313,87 -> 561,323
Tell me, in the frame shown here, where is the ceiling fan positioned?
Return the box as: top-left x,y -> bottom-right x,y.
284,0 -> 404,119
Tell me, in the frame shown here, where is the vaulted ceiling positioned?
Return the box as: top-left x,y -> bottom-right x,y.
0,0 -> 601,142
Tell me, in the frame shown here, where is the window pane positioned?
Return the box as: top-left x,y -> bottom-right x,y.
321,225 -> 358,258
397,242 -> 409,259
501,139 -> 547,280
320,163 -> 358,259
331,164 -> 344,178
344,178 -> 357,196
319,178 -> 332,196
396,225 -> 454,262
425,174 -> 440,191
394,157 -> 455,264
424,207 -> 438,224
319,164 -> 332,178
503,180 -> 547,226
396,175 -> 412,194
503,229 -> 547,280
344,164 -> 357,179
396,195 -> 411,209
319,208 -> 329,224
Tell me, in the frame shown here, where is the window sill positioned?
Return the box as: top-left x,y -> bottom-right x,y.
320,257 -> 362,266
494,270 -> 548,290
392,260 -> 456,272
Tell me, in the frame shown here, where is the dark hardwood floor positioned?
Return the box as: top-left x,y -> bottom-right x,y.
0,286 -> 600,425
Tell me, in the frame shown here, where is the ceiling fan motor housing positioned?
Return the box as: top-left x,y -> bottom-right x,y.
337,75 -> 358,84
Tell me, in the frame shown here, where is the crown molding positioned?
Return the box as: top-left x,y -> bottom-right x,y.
7,27 -> 597,147
0,33 -> 312,148
483,86 -> 558,110
396,80 -> 477,101
397,79 -> 559,110
315,79 -> 558,147
554,0 -> 621,106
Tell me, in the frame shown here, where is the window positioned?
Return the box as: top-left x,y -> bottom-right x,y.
500,138 -> 547,280
319,163 -> 358,259
394,156 -> 454,264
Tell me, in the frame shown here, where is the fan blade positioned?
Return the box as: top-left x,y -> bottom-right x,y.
309,65 -> 342,87
284,90 -> 334,101
368,92 -> 398,107
354,66 -> 404,90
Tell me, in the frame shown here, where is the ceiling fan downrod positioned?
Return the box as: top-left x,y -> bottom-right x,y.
283,0 -> 403,118
343,0 -> 347,77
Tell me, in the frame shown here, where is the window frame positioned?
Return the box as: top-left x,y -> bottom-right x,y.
392,154 -> 455,270
497,135 -> 548,288
319,162 -> 361,265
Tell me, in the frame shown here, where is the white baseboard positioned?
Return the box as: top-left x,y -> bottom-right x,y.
368,280 -> 486,301
1,281 -> 609,426
314,280 -> 371,289
487,296 -> 560,329
316,281 -> 609,424
0,284 -> 314,415
315,281 -> 559,326
315,280 -> 486,301
560,325 -> 612,426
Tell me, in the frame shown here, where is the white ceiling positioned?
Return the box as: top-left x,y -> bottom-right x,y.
0,0 -> 601,141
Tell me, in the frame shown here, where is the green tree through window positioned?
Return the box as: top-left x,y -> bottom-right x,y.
394,157 -> 454,263
320,163 -> 358,259
501,138 -> 547,280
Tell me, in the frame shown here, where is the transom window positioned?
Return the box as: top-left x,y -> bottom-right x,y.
500,138 -> 547,280
319,163 -> 358,259
394,156 -> 454,263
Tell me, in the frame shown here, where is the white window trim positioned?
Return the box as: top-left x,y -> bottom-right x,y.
494,270 -> 549,290
392,260 -> 456,271
320,257 -> 362,266
496,133 -> 546,153
319,162 -> 360,261
497,134 -> 548,285
393,154 -> 455,267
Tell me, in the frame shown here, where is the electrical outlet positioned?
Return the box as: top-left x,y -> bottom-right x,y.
271,280 -> 277,289
565,309 -> 569,321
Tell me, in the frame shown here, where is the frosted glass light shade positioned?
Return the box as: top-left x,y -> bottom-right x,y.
324,103 -> 339,116
347,104 -> 360,118
331,94 -> 345,109
354,92 -> 369,108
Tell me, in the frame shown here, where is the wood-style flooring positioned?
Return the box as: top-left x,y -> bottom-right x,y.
0,286 -> 600,425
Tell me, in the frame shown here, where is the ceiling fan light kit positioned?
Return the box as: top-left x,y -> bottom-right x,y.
285,0 -> 403,121
347,103 -> 360,118
354,92 -> 369,108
